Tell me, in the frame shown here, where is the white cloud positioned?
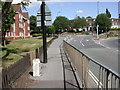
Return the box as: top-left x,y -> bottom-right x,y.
12,0 -> 22,4
26,2 -> 41,8
76,10 -> 83,14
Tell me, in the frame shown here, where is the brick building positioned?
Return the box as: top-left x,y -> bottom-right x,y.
5,4 -> 30,40
86,18 -> 120,30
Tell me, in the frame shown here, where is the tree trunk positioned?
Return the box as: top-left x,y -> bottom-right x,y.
1,1 -> 12,46
2,30 -> 6,46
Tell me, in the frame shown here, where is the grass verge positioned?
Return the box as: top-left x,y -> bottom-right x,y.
1,37 -> 53,68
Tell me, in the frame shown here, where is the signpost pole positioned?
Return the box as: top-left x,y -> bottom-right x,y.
41,1 -> 47,63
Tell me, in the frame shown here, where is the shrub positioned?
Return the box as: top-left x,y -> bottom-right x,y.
32,33 -> 42,37
104,32 -> 118,38
110,28 -> 120,31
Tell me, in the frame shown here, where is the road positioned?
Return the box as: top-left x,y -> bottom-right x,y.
66,35 -> 119,76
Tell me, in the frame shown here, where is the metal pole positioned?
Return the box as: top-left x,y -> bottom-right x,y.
41,1 -> 47,63
97,1 -> 99,39
97,25 -> 99,39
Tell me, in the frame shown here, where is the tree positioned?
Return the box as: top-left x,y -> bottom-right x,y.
53,16 -> 70,33
30,15 -> 37,31
1,0 -> 30,21
46,25 -> 55,36
86,16 -> 92,18
1,0 -> 31,46
73,16 -> 89,29
30,15 -> 42,34
2,6 -> 16,46
95,13 -> 112,33
106,8 -> 111,18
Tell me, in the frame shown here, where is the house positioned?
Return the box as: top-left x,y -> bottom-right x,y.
86,18 -> 120,30
5,4 -> 30,40
111,18 -> 120,28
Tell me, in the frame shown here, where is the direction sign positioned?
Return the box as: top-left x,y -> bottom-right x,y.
37,4 -> 52,26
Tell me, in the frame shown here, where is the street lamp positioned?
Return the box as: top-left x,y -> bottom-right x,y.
96,24 -> 99,39
97,1 -> 99,39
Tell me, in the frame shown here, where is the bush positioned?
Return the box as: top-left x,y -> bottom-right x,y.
110,28 -> 120,31
67,29 -> 75,32
104,32 -> 118,38
32,33 -> 42,37
81,31 -> 89,35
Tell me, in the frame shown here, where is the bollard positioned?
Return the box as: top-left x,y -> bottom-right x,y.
33,59 -> 41,76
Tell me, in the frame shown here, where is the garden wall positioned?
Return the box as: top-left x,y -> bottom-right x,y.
2,37 -> 57,88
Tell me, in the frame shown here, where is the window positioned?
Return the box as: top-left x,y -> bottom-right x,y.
11,32 -> 13,37
28,26 -> 30,30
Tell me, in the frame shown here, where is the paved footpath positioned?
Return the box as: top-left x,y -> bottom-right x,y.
13,36 -> 80,89
30,36 -> 65,88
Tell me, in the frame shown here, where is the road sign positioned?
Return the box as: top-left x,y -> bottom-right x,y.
37,4 -> 52,26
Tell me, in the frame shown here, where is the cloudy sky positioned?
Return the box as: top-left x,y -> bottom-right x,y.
11,0 -> 119,22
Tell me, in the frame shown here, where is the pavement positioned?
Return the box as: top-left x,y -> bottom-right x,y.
30,36 -> 64,88
27,36 -> 80,89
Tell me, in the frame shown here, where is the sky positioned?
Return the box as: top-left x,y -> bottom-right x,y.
11,0 -> 119,22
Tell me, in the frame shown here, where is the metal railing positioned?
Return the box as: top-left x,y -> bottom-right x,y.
63,40 -> 120,89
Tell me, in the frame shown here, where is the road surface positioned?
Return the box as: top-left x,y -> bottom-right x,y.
66,35 -> 119,76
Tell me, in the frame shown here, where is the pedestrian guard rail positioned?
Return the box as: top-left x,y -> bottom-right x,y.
63,39 -> 120,88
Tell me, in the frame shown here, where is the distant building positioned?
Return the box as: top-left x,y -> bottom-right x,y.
86,18 -> 96,31
111,18 -> 120,28
69,18 -> 120,32
5,4 -> 30,40
86,18 -> 120,30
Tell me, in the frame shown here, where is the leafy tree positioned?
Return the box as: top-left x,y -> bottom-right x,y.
95,13 -> 112,33
46,25 -> 55,36
1,0 -> 31,46
1,0 -> 30,21
86,16 -> 92,18
80,17 -> 89,28
30,15 -> 36,31
2,6 -> 16,46
73,16 -> 89,29
30,15 -> 42,34
73,16 -> 81,28
53,16 -> 70,33
106,8 -> 111,18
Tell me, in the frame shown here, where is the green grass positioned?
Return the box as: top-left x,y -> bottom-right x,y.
1,37 -> 53,68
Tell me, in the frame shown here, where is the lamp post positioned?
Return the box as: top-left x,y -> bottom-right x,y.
97,1 -> 99,39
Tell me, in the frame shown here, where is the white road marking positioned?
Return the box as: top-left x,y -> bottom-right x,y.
93,39 -> 119,52
79,38 -> 85,46
99,42 -> 119,52
82,43 -> 85,46
88,70 -> 103,88
86,40 -> 89,41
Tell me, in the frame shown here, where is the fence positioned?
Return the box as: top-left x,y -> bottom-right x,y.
63,40 -> 120,88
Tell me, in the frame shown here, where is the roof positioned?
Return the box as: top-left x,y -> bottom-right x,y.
12,4 -> 29,19
11,4 -> 22,13
22,12 -> 29,19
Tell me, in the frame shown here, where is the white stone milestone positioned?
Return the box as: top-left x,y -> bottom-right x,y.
33,58 -> 41,76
